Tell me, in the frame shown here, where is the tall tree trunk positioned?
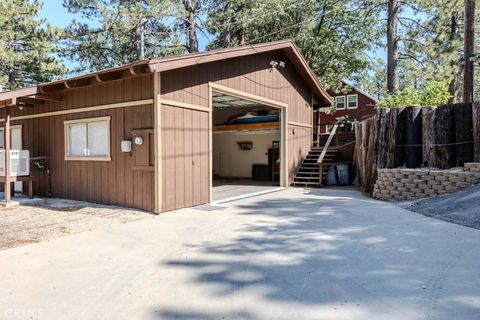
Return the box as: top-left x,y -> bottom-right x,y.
135,20 -> 145,60
463,0 -> 475,103
387,0 -> 399,93
238,4 -> 246,45
184,0 -> 199,53
223,3 -> 231,48
448,12 -> 459,103
223,26 -> 231,48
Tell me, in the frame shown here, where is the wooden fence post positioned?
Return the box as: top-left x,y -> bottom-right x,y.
354,121 -> 363,187
405,107 -> 423,168
473,102 -> 480,162
422,107 -> 434,167
377,108 -> 390,169
434,104 -> 456,169
366,116 -> 379,193
455,103 -> 474,166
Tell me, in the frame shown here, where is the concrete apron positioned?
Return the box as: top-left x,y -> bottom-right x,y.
213,187 -> 285,204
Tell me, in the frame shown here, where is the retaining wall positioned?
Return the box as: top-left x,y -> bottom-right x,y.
373,162 -> 480,201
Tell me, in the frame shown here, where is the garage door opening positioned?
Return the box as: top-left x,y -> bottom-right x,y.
211,89 -> 285,202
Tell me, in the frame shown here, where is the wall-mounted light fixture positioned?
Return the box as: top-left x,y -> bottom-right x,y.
270,60 -> 286,70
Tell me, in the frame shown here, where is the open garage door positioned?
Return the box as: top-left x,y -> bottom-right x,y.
210,85 -> 287,202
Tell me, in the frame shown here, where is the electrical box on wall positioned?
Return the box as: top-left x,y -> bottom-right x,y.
121,140 -> 132,153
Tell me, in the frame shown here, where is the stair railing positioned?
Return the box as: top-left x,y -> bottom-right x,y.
317,114 -> 353,185
317,123 -> 339,186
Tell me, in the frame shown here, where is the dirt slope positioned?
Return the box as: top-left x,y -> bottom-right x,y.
400,184 -> 480,229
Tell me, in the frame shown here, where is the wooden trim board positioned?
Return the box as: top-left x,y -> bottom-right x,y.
0,99 -> 153,122
161,99 -> 210,113
288,121 -> 312,128
153,72 -> 162,213
208,86 -> 213,203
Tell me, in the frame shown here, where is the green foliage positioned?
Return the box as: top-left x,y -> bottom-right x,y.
0,0 -> 65,89
205,0 -> 383,90
391,0 -> 464,99
377,80 -> 452,108
61,0 -> 186,73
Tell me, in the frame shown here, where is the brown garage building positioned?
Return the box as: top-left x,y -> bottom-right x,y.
0,40 -> 332,213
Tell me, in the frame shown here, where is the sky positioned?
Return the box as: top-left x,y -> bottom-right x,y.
40,1 -> 79,28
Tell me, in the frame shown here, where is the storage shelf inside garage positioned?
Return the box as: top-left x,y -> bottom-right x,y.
213,122 -> 279,132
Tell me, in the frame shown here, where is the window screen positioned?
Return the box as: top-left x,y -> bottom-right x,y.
66,118 -> 110,159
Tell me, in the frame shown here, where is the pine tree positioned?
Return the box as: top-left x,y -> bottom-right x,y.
0,0 -> 65,90
205,0 -> 383,90
61,0 -> 185,73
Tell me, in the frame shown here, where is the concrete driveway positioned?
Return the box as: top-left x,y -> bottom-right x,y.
0,188 -> 479,320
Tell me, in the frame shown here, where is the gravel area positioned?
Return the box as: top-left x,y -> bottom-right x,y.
0,198 -> 153,250
399,183 -> 480,229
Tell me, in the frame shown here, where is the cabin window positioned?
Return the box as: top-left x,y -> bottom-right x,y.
347,94 -> 358,109
335,96 -> 346,110
64,116 -> 111,161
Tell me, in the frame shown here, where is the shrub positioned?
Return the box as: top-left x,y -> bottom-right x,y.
377,80 -> 451,108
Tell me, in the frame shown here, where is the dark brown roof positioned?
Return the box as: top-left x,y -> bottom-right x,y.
0,40 -> 333,107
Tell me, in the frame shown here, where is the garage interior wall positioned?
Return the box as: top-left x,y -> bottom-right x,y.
213,131 -> 280,178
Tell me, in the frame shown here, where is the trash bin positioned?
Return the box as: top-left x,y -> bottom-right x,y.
336,163 -> 349,186
326,165 -> 338,185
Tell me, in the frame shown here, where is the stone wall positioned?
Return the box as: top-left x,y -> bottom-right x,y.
373,162 -> 480,201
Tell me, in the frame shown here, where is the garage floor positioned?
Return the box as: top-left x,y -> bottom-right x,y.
212,178 -> 281,202
1,188 -> 479,319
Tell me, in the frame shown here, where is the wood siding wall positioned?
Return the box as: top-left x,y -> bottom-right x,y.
2,74 -> 155,211
161,105 -> 209,212
160,51 -> 313,211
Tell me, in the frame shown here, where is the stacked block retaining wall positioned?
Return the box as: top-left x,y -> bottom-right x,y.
373,162 -> 480,201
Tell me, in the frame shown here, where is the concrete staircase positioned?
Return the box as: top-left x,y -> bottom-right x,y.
292,147 -> 338,187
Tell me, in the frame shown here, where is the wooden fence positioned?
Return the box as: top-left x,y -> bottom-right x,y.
355,103 -> 480,193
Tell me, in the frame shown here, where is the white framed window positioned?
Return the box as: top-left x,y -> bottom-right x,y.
335,96 -> 346,110
347,94 -> 358,109
64,116 -> 111,161
0,125 -> 23,149
325,124 -> 334,134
